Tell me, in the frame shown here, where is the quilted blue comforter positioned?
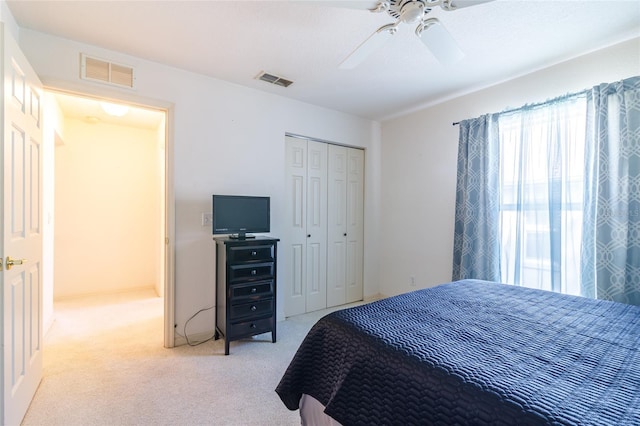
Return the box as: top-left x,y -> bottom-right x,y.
276,280 -> 640,425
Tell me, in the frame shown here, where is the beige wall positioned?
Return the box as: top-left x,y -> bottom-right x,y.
54,117 -> 161,299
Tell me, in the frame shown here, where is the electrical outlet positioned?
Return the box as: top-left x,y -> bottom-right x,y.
409,276 -> 416,286
202,213 -> 213,227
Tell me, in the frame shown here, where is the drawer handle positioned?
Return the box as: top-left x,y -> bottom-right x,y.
251,251 -> 257,256
250,287 -> 257,294
251,305 -> 257,311
251,270 -> 257,276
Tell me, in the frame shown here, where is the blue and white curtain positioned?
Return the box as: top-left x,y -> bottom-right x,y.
452,76 -> 640,305
452,114 -> 501,282
581,78 -> 640,305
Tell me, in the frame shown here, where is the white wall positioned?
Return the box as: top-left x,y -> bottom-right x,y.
379,37 -> 640,297
0,1 -> 18,40
54,117 -> 160,299
16,28 -> 381,339
42,93 -> 64,332
156,114 -> 166,298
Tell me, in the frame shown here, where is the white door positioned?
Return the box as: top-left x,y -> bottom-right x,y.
327,145 -> 364,308
1,25 -> 44,425
327,145 -> 347,307
284,137 -> 328,316
345,148 -> 364,303
304,141 -> 327,312
284,137 -> 308,316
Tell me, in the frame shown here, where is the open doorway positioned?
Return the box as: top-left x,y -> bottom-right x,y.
42,90 -> 170,346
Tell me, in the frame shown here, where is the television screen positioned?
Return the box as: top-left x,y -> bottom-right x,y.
212,195 -> 270,238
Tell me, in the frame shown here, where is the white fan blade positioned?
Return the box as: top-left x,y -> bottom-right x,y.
441,0 -> 495,11
339,24 -> 396,69
418,19 -> 464,65
290,1 -> 380,10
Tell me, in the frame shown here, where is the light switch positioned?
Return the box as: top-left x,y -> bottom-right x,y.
202,213 -> 213,227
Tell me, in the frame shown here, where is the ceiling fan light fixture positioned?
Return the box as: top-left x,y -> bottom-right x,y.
399,1 -> 425,23
342,0 -> 489,70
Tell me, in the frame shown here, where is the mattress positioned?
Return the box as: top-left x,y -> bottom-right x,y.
276,279 -> 640,425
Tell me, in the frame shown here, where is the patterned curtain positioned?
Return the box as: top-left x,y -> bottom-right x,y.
581,76 -> 640,305
452,114 -> 501,281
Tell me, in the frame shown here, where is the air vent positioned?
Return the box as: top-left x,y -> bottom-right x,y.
80,54 -> 135,89
256,71 -> 293,88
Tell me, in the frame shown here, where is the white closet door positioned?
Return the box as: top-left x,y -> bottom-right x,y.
305,141 -> 327,312
345,148 -> 364,303
327,145 -> 348,308
284,137 -> 308,316
286,138 -> 362,314
284,137 -> 328,316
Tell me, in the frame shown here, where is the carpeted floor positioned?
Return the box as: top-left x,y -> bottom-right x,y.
22,289 -> 336,426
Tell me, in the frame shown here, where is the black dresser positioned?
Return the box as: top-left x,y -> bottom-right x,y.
214,236 -> 279,355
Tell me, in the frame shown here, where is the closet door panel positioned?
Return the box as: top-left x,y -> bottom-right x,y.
284,137 -> 307,316
346,148 -> 364,303
305,141 -> 327,312
327,145 -> 348,307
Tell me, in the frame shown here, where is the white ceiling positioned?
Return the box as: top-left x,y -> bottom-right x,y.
52,91 -> 166,130
7,0 -> 640,121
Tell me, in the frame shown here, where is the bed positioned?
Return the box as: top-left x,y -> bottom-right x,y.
276,279 -> 640,425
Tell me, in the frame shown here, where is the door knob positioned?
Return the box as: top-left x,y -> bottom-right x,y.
6,256 -> 26,270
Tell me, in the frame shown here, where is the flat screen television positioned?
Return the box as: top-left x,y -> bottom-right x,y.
212,195 -> 270,239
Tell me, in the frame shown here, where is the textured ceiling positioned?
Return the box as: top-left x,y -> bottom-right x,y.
7,0 -> 640,121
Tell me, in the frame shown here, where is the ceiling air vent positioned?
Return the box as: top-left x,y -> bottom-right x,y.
256,71 -> 293,88
80,54 -> 135,89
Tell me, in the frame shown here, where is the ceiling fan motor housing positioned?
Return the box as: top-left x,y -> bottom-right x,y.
388,0 -> 432,22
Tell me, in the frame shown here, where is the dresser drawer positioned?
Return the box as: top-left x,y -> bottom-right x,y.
228,245 -> 274,263
229,317 -> 273,338
229,262 -> 274,282
230,298 -> 273,320
231,281 -> 273,299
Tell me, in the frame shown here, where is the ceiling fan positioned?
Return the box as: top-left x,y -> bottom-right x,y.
339,0 -> 494,69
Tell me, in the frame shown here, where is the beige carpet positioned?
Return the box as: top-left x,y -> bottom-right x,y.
22,289 -> 334,426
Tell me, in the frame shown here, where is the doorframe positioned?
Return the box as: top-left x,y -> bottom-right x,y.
42,80 -> 176,348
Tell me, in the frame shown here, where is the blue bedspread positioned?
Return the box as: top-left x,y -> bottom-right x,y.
276,280 -> 640,425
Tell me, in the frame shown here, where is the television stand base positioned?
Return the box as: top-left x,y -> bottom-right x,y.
229,234 -> 256,240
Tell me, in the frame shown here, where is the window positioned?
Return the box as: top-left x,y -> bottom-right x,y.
453,76 -> 640,305
497,97 -> 586,296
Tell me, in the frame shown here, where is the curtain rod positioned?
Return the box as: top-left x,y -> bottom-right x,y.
451,89 -> 588,128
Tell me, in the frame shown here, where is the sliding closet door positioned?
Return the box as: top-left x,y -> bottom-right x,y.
284,136 -> 327,317
345,148 -> 364,303
327,145 -> 348,307
286,137 -> 363,315
327,145 -> 364,308
284,137 -> 307,316
305,141 -> 328,312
